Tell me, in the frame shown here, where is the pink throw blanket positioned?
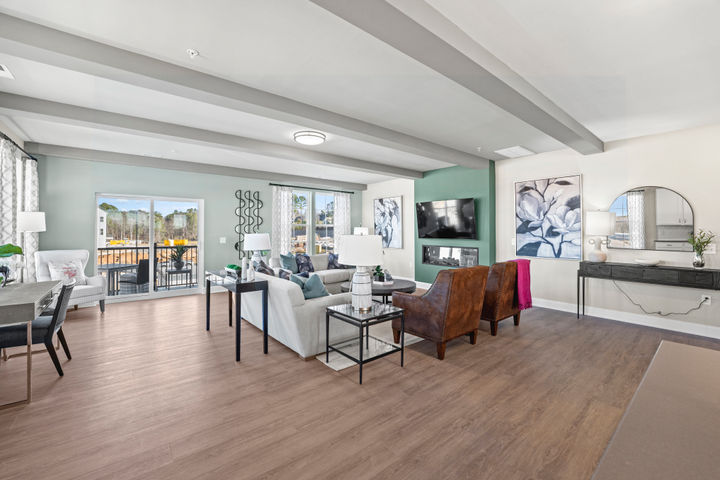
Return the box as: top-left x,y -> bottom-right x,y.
510,259 -> 532,310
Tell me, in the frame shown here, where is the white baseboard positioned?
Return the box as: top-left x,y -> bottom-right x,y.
533,297 -> 720,340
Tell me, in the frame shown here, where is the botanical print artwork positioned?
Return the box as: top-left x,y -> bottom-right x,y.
374,196 -> 402,248
515,175 -> 582,259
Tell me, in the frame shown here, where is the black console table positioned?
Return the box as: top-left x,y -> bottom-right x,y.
577,261 -> 720,318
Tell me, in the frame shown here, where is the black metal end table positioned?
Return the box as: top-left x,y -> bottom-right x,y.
326,303 -> 405,384
205,270 -> 268,362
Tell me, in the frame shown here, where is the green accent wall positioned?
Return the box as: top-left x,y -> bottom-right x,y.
414,164 -> 495,284
37,156 -> 362,274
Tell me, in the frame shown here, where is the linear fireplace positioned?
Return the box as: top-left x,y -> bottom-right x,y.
422,245 -> 478,268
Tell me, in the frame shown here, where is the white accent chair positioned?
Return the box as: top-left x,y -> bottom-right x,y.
35,250 -> 107,313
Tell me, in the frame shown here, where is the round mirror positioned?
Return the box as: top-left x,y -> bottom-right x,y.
608,187 -> 693,251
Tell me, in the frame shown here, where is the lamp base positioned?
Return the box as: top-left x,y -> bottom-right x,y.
351,267 -> 372,312
251,251 -> 263,265
588,238 -> 607,262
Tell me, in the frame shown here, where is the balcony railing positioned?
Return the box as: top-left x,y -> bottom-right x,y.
97,244 -> 199,295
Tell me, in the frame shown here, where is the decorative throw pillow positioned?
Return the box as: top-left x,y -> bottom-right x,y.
303,274 -> 329,299
290,273 -> 329,299
289,273 -> 307,289
280,253 -> 298,274
278,269 -> 292,280
253,259 -> 275,276
48,260 -> 87,285
295,253 -> 314,275
327,253 -> 341,269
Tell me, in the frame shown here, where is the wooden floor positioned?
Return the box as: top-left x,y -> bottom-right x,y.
1,294 -> 719,480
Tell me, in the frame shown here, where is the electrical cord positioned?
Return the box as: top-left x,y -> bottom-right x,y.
612,281 -> 708,317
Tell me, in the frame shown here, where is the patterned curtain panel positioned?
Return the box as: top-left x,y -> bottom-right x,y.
627,190 -> 645,249
271,185 -> 293,257
0,139 -> 40,282
333,192 -> 351,252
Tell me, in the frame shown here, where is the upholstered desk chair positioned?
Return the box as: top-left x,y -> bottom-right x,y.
391,265 -> 489,360
480,261 -> 521,336
0,282 -> 74,376
35,250 -> 107,313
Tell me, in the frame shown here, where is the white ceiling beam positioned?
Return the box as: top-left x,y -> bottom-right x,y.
0,12 -> 489,169
24,143 -> 368,191
311,0 -> 604,155
0,92 -> 423,179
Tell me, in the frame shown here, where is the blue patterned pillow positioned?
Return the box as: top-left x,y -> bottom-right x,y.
278,269 -> 292,280
295,254 -> 314,274
253,259 -> 275,276
327,253 -> 341,269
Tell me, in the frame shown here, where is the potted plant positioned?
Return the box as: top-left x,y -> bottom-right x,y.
688,230 -> 715,268
170,245 -> 188,271
0,243 -> 23,286
374,265 -> 384,282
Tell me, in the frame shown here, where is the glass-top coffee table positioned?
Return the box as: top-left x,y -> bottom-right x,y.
325,303 -> 405,384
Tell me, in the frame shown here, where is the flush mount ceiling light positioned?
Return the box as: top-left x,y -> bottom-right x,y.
293,130 -> 326,146
493,145 -> 535,158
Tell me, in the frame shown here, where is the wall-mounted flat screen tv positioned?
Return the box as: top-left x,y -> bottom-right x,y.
416,198 -> 477,239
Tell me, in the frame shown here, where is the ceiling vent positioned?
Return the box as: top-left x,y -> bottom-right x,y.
494,146 -> 535,158
0,64 -> 14,80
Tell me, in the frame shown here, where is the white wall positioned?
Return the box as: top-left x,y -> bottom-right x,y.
362,178 -> 415,278
496,123 -> 720,337
0,118 -> 24,147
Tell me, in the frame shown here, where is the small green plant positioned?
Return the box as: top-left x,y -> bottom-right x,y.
170,245 -> 188,262
0,243 -> 23,257
688,230 -> 715,255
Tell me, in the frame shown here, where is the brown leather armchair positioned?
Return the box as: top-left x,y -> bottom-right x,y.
391,266 -> 489,360
481,261 -> 520,336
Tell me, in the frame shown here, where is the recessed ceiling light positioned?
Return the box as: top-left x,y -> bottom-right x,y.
186,48 -> 199,59
293,130 -> 326,146
476,146 -> 483,153
493,146 -> 535,158
0,64 -> 15,80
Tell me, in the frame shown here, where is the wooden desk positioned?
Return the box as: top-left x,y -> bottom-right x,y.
205,271 -> 268,362
0,281 -> 60,408
593,341 -> 720,479
577,261 -> 720,317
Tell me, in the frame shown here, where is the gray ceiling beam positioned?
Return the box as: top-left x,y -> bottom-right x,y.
0,12 -> 489,169
0,92 -> 422,179
311,0 -> 604,155
24,143 -> 368,191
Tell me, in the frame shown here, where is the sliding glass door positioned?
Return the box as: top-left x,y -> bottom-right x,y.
96,195 -> 202,299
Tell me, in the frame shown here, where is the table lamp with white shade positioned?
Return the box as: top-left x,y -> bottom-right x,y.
17,211 -> 46,282
244,233 -> 271,264
339,234 -> 383,312
586,211 -> 616,262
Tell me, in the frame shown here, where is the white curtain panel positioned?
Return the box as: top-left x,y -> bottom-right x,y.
0,139 -> 18,247
627,190 -> 645,249
0,139 -> 40,282
334,192 -> 351,251
271,185 -> 294,257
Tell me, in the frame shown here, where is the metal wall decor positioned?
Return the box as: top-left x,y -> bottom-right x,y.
234,190 -> 263,258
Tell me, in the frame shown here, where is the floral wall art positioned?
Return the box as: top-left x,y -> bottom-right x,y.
374,196 -> 402,248
515,175 -> 582,259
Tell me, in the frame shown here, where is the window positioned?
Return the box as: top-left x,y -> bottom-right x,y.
96,195 -> 202,297
314,193 -> 335,253
288,190 -> 344,254
291,191 -> 309,254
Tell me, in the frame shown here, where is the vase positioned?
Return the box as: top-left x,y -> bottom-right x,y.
693,252 -> 705,269
174,260 -> 185,270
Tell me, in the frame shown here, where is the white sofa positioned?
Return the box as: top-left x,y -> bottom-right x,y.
274,253 -> 355,294
35,250 -> 107,313
241,271 -> 357,359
